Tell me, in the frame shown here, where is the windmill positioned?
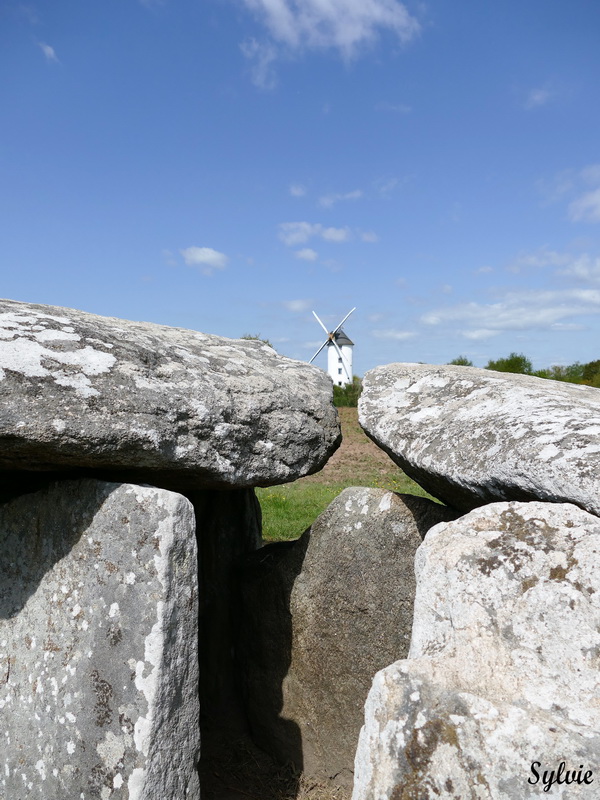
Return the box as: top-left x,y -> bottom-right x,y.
310,308 -> 356,387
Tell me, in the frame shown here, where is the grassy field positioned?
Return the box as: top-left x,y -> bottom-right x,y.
257,407 -> 435,542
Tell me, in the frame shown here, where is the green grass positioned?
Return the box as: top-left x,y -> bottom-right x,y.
257,473 -> 435,543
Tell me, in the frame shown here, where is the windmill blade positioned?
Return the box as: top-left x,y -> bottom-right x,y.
312,310 -> 330,337
331,307 -> 356,336
309,339 -> 329,363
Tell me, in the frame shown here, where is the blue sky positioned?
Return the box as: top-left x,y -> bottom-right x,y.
2,0 -> 600,375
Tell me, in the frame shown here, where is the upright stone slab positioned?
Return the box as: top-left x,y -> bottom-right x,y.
359,363 -> 600,515
239,488 -> 457,787
0,298 -> 340,490
0,480 -> 199,800
353,501 -> 600,799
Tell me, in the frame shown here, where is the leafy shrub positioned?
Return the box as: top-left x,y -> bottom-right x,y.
332,375 -> 362,407
447,355 -> 473,366
486,352 -> 532,374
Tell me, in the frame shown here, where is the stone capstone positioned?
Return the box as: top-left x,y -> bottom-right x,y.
238,487 -> 458,787
359,362 -> 600,515
0,479 -> 200,800
353,501 -> 600,799
0,298 -> 340,490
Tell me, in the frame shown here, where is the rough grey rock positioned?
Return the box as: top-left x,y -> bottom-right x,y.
0,479 -> 199,800
359,362 -> 600,515
353,501 -> 600,799
0,298 -> 340,490
239,487 -> 457,787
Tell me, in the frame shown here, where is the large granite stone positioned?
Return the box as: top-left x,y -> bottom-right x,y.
0,298 -> 340,490
353,501 -> 600,799
239,487 -> 457,787
0,479 -> 199,800
359,363 -> 600,515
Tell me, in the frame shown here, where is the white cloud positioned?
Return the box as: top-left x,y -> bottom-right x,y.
180,246 -> 228,275
290,183 -> 307,197
240,0 -> 420,57
462,329 -> 498,340
507,247 -> 572,273
38,42 -> 58,62
374,176 -> 403,197
361,230 -> 379,242
321,225 -> 351,242
318,189 -> 362,208
371,329 -> 416,340
279,221 -> 321,245
278,221 -> 351,245
525,86 -> 552,109
557,254 -> 600,282
240,0 -> 420,87
569,188 -> 600,223
422,289 -> 600,334
295,248 -> 318,261
283,299 -> 312,312
240,37 -> 278,89
475,266 -> 493,274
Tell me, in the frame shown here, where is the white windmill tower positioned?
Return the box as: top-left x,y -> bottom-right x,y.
310,308 -> 355,387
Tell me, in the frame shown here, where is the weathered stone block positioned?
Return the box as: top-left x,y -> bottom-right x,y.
359,363 -> 600,515
0,298 -> 340,490
353,501 -> 600,799
0,479 -> 199,800
239,487 -> 457,787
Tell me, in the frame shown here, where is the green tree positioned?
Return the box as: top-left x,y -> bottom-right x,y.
333,376 -> 363,407
447,355 -> 473,366
486,352 -> 532,374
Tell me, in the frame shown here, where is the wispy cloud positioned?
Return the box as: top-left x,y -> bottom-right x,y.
240,38 -> 278,89
321,225 -> 351,242
278,221 -> 351,245
180,246 -> 228,275
569,188 -> 600,223
361,230 -> 379,242
318,189 -> 362,208
375,101 -> 412,113
556,254 -> 600,282
38,42 -> 58,63
524,86 -> 553,109
240,0 -> 420,87
421,288 -> 600,336
507,247 -> 572,273
295,248 -> 318,261
289,183 -> 307,197
283,299 -> 312,312
371,329 -> 416,340
539,163 -> 600,223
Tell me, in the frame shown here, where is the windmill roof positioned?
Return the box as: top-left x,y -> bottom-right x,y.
332,328 -> 354,346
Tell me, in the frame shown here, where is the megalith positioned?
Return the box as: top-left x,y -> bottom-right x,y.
0,298 -> 340,491
359,362 -> 600,515
0,479 -> 199,800
238,487 -> 458,787
353,501 -> 600,799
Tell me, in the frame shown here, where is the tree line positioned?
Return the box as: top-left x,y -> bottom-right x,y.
449,353 -> 600,388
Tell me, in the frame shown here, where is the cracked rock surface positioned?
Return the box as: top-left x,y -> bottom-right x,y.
0,298 -> 340,490
359,363 -> 600,515
353,501 -> 600,799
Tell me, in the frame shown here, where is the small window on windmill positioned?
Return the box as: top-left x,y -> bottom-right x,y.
338,357 -> 342,363
338,368 -> 342,375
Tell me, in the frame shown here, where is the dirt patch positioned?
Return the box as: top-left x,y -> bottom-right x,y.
300,407 -> 402,486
